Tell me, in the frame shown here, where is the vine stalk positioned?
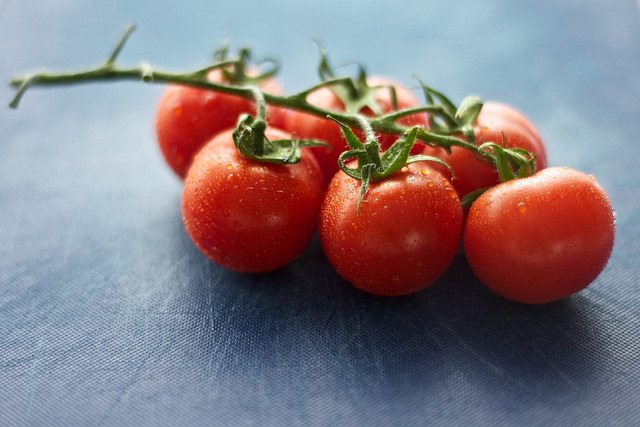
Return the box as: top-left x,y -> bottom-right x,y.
9,25 -> 535,184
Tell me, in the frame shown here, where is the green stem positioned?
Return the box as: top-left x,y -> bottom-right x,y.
8,25 -> 525,174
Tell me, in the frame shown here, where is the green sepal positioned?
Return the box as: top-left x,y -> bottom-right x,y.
331,118 -> 420,214
461,187 -> 490,209
233,114 -> 328,164
506,147 -> 537,178
477,141 -> 537,183
406,154 -> 455,179
455,96 -> 483,128
316,48 -> 383,116
376,127 -> 418,180
478,143 -> 516,182
416,80 -> 459,130
213,43 -> 279,86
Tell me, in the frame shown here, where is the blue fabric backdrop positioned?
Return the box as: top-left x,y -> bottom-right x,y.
1,0 -> 639,425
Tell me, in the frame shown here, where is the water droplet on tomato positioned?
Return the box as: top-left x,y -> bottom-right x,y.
420,168 -> 431,175
427,181 -> 434,188
228,174 -> 235,184
517,202 -> 526,213
227,164 -> 233,170
246,187 -> 255,194
447,188 -> 457,199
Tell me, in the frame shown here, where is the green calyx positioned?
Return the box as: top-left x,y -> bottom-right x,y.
333,116 -> 452,214
417,81 -> 538,208
459,142 -> 537,208
417,80 -> 483,143
316,47 -> 388,116
233,114 -> 328,165
232,86 -> 328,164
213,43 -> 279,87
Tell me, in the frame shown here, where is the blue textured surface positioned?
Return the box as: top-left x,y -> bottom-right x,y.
1,0 -> 640,426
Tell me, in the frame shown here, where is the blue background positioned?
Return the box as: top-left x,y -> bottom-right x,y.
1,0 -> 639,425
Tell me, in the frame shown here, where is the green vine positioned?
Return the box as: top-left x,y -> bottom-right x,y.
9,25 -> 537,206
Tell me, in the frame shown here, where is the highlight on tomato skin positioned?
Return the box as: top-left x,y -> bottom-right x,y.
422,101 -> 548,200
284,76 -> 428,187
319,163 -> 464,297
181,127 -> 324,273
155,69 -> 288,180
463,167 -> 616,304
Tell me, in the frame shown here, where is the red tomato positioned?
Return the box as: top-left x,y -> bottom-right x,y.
285,76 -> 428,187
422,101 -> 547,200
464,167 -> 615,304
155,69 -> 288,179
181,128 -> 324,273
319,163 -> 463,296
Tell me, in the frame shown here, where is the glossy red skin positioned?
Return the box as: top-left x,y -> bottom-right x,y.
155,69 -> 288,179
464,167 -> 615,304
319,163 -> 463,296
285,76 -> 428,187
181,128 -> 324,273
422,102 -> 548,200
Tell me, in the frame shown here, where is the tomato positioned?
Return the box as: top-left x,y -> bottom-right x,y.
181,127 -> 324,273
422,101 -> 547,200
463,167 -> 615,304
319,163 -> 463,296
155,69 -> 288,179
285,76 -> 428,187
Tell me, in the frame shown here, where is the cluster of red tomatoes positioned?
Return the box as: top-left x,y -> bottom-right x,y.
155,70 -> 615,304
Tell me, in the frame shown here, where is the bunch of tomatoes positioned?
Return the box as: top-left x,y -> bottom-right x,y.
154,58 -> 615,305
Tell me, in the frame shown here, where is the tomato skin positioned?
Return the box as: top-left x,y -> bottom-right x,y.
463,167 -> 615,304
285,76 -> 428,187
181,128 -> 324,273
422,102 -> 548,200
155,70 -> 288,179
319,163 -> 463,296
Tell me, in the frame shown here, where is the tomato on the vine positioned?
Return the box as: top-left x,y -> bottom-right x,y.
155,69 -> 288,179
181,127 -> 324,273
285,76 -> 428,186
464,167 -> 615,304
319,163 -> 463,296
422,101 -> 548,200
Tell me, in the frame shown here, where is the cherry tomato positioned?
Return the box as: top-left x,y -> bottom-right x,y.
422,101 -> 547,200
181,127 -> 324,273
155,69 -> 288,179
463,167 -> 615,304
319,163 -> 463,296
285,76 -> 428,187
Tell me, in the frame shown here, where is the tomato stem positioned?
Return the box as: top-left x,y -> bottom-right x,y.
9,25 -> 536,176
